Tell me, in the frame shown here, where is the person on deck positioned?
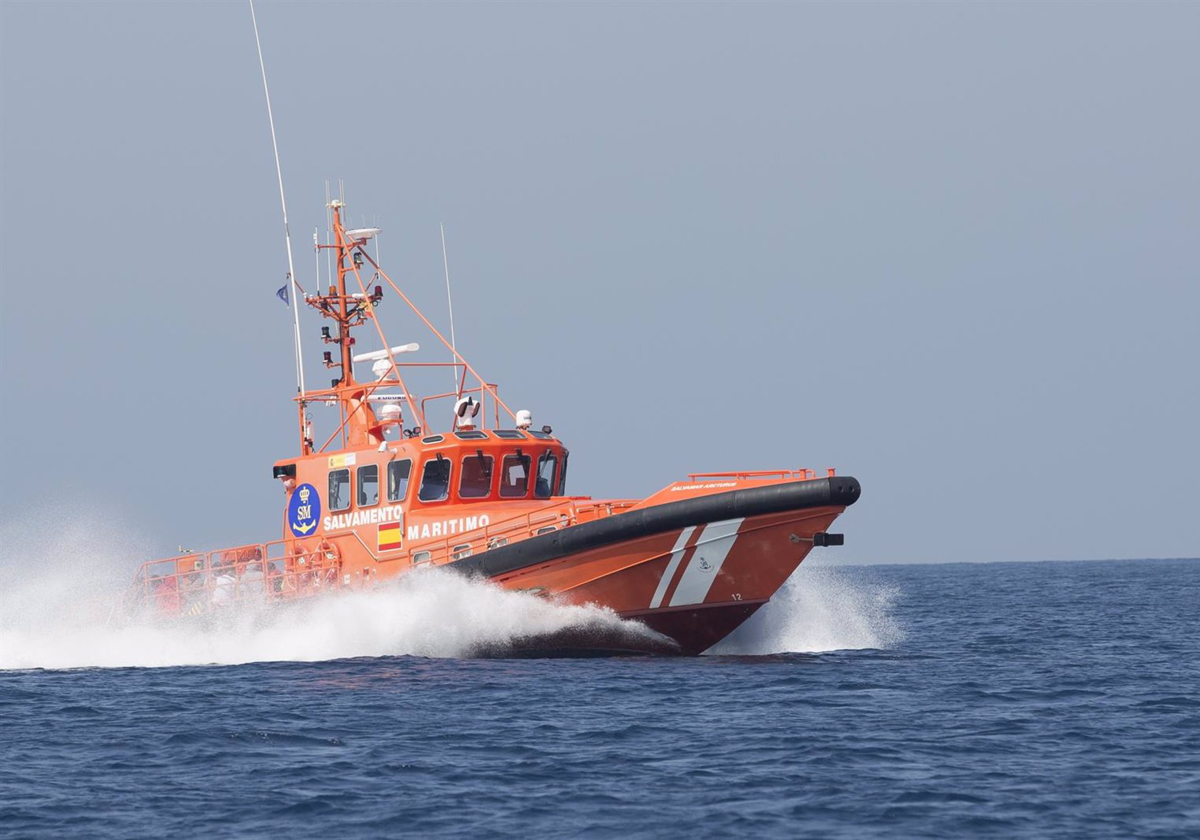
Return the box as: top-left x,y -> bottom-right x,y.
211,559 -> 237,607
238,556 -> 266,601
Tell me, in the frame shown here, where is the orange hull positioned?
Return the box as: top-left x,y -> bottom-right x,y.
129,473 -> 859,655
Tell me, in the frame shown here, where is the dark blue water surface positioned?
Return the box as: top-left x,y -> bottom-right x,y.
3,558 -> 1198,838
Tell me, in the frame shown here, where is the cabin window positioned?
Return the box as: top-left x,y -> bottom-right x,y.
459,454 -> 494,499
418,457 -> 452,502
557,451 -> 569,496
412,550 -> 431,565
328,469 -> 350,512
387,459 -> 412,503
500,453 -> 531,498
535,453 -> 558,499
357,464 -> 379,507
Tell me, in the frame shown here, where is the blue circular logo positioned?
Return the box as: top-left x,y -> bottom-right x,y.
288,483 -> 321,537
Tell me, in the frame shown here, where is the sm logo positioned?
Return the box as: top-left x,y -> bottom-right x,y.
288,483 -> 322,537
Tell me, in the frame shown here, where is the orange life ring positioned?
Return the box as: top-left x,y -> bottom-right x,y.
318,539 -> 341,564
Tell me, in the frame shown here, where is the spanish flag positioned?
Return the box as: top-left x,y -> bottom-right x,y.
378,522 -> 403,552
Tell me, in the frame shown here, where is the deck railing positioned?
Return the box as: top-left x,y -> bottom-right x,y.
125,541 -> 342,618
685,468 -> 834,482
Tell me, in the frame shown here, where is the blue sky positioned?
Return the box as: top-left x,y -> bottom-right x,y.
1,1 -> 1196,563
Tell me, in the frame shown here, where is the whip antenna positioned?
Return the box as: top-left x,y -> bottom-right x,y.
250,0 -> 306,396
440,222 -> 459,393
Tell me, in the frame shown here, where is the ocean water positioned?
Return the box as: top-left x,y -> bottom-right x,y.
2,557 -> 1198,838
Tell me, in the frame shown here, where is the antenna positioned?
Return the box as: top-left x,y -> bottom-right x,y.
313,226 -> 321,292
249,0 -> 305,396
440,222 -> 459,393
373,214 -> 382,265
325,180 -> 333,289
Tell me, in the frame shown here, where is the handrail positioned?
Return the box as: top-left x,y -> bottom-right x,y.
685,468 -> 832,482
420,384 -> 499,432
407,499 -> 638,568
340,528 -> 383,564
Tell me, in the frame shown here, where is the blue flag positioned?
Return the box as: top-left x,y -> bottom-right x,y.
276,283 -> 289,306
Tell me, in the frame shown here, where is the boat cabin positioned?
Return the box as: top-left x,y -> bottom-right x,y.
273,428 -> 571,570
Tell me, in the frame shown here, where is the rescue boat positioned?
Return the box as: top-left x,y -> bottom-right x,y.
127,200 -> 860,655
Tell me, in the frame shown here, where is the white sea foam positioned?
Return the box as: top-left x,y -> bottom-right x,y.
0,509 -> 652,670
710,556 -> 904,654
0,573 -> 654,671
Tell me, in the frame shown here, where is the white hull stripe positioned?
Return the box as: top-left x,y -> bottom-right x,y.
649,526 -> 698,609
668,518 -> 744,607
